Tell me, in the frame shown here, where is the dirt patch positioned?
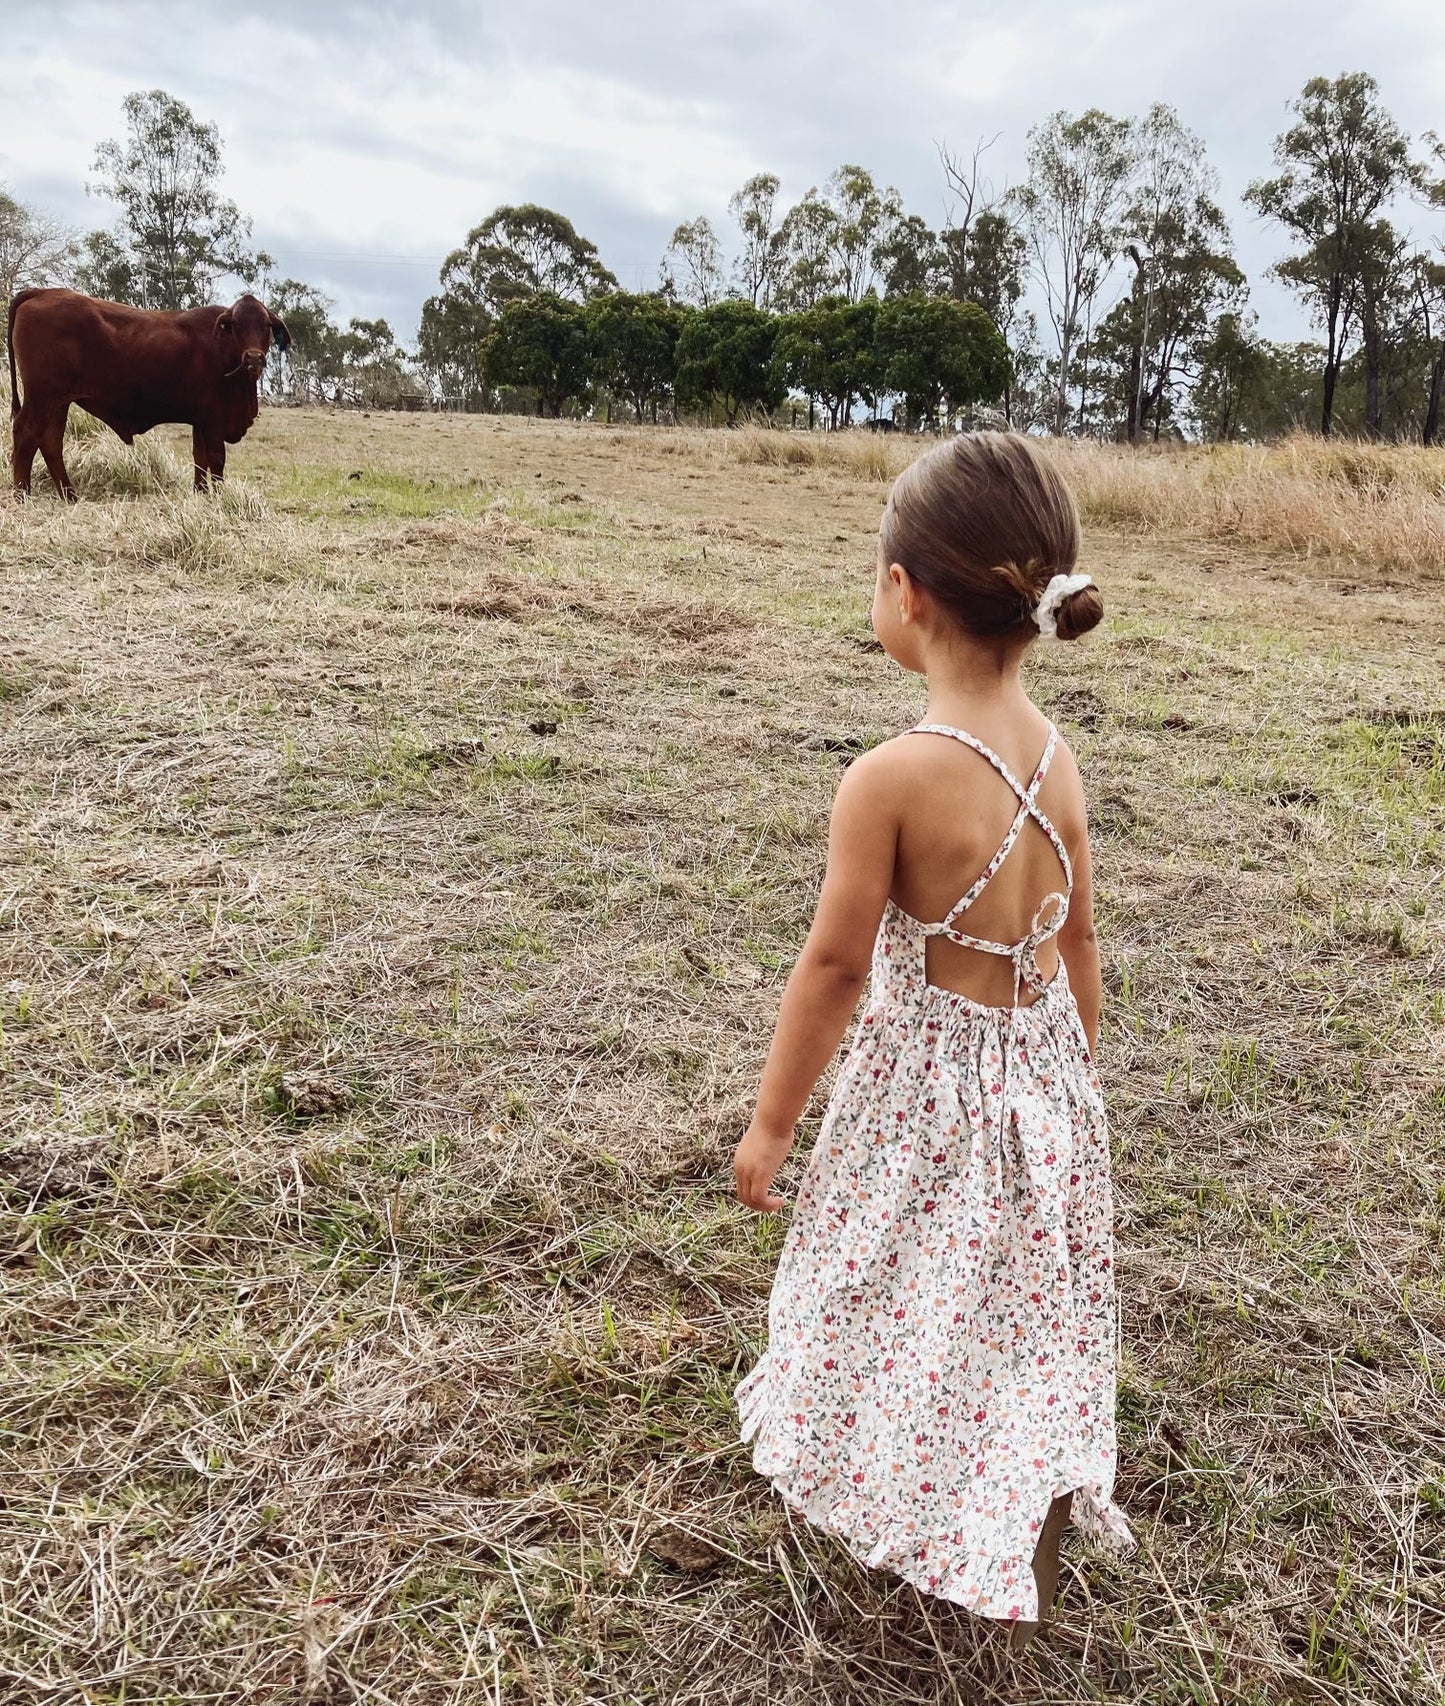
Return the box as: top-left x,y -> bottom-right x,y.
429,569 -> 754,643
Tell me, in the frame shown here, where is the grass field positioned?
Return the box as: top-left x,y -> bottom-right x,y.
3,410 -> 1444,1705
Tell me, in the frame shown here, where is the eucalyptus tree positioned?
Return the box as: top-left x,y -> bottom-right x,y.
85,89 -> 260,309
265,278 -> 343,403
1112,104 -> 1244,440
938,137 -> 1012,312
876,215 -> 944,298
440,204 -> 617,318
1416,131 -> 1445,444
935,142 -> 1031,422
333,318 -> 415,410
729,174 -> 788,308
417,289 -> 491,408
1247,74 -> 1420,436
877,295 -> 1010,431
1417,255 -> 1445,445
1012,109 -> 1136,434
1191,311 -> 1266,440
1350,218 -> 1423,435
660,216 -> 726,307
823,165 -> 903,302
426,204 -> 613,406
776,190 -> 839,309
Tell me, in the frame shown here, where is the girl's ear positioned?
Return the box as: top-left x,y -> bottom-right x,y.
890,562 -> 920,623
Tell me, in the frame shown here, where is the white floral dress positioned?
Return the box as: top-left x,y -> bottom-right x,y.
737,721 -> 1133,1620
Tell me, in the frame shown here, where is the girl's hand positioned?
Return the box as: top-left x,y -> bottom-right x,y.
734,1120 -> 795,1213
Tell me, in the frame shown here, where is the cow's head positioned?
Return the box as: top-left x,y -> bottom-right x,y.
216,294 -> 292,379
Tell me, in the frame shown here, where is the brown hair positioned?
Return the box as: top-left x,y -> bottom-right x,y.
879,432 -> 1103,642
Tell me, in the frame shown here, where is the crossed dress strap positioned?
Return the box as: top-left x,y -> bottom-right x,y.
907,722 -> 1073,1007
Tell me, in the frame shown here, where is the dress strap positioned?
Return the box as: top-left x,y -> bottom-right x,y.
908,723 -> 1074,909
905,722 -> 1076,1139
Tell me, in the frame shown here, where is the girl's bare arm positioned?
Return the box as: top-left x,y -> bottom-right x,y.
1056,812 -> 1102,1055
734,753 -> 898,1212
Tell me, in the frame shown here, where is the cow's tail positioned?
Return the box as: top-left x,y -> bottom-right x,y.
6,288 -> 41,418
7,292 -> 24,419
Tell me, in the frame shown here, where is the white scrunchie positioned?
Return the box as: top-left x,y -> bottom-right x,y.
1034,572 -> 1094,638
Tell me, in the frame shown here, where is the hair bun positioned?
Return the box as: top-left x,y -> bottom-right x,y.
1054,582 -> 1104,642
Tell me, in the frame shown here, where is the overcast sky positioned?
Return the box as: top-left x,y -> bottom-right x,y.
4,0 -> 1443,346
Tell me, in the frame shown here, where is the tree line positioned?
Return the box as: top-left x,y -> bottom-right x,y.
3,78 -> 1443,441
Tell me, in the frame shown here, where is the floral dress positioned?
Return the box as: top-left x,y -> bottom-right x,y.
736,721 -> 1133,1621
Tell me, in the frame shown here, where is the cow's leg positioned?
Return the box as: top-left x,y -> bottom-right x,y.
192,428 -> 226,492
191,426 -> 212,491
11,405 -> 40,497
36,406 -> 76,503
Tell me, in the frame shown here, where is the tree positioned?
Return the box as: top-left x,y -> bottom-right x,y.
938,139 -> 1030,421
661,216 -> 725,307
417,289 -> 491,409
876,214 -> 943,297
1082,106 -> 1245,441
729,174 -> 787,308
823,165 -> 902,301
1247,73 -> 1421,436
1201,334 -> 1325,440
1426,134 -> 1445,444
942,209 -> 1028,422
0,188 -> 79,307
333,318 -> 415,409
1417,256 -> 1445,446
1123,106 -> 1243,440
877,295 -> 1010,430
265,278 -> 342,403
1351,218 -> 1419,435
939,137 -> 997,256
776,190 -> 839,310
441,204 -> 615,321
675,300 -> 784,424
1004,315 -> 1050,433
1191,311 -> 1267,441
1011,109 -> 1135,434
586,291 -> 684,422
775,296 -> 881,428
426,204 -> 612,408
944,211 -> 1023,326
482,293 -> 591,416
87,89 -> 258,309
75,230 -> 142,303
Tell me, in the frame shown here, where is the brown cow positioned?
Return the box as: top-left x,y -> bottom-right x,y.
7,288 -> 290,500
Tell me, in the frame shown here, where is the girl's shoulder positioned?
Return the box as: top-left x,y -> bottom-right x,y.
856,714 -> 1080,779
850,715 -> 1091,825
840,730 -> 944,791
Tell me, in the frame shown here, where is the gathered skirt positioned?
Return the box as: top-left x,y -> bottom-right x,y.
736,963 -> 1133,1621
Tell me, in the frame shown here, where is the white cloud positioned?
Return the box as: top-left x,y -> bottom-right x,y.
3,0 -> 1442,342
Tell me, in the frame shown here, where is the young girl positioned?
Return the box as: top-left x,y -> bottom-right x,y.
734,432 -> 1132,1633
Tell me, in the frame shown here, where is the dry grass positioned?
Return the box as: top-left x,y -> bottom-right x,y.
1051,434 -> 1445,583
731,425 -> 900,481
722,425 -> 1445,582
2,408 -> 1445,1705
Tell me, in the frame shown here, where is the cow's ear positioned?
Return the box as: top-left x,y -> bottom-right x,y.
215,311 -> 236,337
268,313 -> 292,354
